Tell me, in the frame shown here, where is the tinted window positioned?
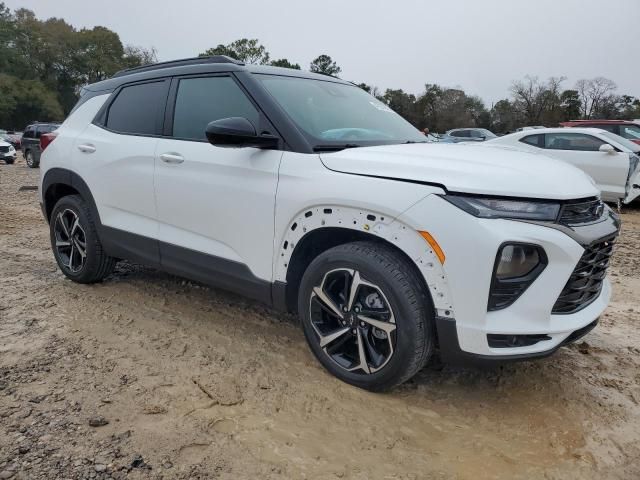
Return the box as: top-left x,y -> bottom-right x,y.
451,130 -> 470,138
172,76 -> 259,141
520,134 -> 542,147
23,127 -> 35,138
35,125 -> 57,138
106,81 -> 166,135
620,124 -> 640,141
544,133 -> 605,151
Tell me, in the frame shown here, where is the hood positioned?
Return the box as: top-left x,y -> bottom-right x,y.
320,143 -> 599,200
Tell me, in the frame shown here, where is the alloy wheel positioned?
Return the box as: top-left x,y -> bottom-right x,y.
309,268 -> 396,374
53,209 -> 87,273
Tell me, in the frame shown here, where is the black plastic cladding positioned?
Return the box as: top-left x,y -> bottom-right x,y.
487,243 -> 548,311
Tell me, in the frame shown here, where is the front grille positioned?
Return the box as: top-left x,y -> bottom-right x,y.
0,145 -> 9,153
558,198 -> 604,225
552,235 -> 616,314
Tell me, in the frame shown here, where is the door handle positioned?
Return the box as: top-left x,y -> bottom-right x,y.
160,153 -> 184,164
77,144 -> 96,154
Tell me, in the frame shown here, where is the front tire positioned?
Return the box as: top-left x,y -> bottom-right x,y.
298,241 -> 435,391
4,159 -> 14,165
25,150 -> 39,168
50,195 -> 116,283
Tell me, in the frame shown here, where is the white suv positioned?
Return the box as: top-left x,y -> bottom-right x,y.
39,56 -> 620,390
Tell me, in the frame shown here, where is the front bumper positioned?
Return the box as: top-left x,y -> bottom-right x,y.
0,152 -> 16,160
398,195 -> 619,362
436,316 -> 599,366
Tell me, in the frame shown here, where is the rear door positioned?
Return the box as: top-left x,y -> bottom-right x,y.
543,132 -> 629,201
154,74 -> 282,286
73,79 -> 169,262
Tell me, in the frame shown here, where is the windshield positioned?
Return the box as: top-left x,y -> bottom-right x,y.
257,75 -> 426,148
601,131 -> 640,153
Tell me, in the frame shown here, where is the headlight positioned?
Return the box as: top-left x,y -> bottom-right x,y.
8,145 -> 15,152
441,194 -> 560,221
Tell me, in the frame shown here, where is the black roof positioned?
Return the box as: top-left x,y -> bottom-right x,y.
85,55 -> 350,94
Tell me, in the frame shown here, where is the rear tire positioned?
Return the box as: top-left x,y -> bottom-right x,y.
25,150 -> 39,168
50,195 -> 116,283
298,241 -> 435,391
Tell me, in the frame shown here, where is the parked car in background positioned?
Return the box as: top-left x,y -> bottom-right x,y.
487,128 -> 640,204
39,56 -> 618,390
560,120 -> 640,145
0,137 -> 17,164
515,126 -> 545,132
1,132 -> 22,149
21,123 -> 60,168
445,128 -> 497,142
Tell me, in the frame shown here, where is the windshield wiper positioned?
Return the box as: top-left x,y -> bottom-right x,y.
312,143 -> 361,152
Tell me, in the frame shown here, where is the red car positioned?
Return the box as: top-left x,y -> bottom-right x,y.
560,120 -> 640,145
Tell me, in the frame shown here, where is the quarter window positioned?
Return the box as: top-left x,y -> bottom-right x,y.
520,134 -> 542,147
544,133 -> 605,151
106,81 -> 167,135
172,76 -> 259,141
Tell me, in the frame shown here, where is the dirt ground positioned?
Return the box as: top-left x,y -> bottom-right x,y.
1,155 -> 639,480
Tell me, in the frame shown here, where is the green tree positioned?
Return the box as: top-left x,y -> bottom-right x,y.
270,58 -> 300,69
0,74 -> 63,129
200,38 -> 270,64
309,54 -> 341,77
559,90 -> 581,121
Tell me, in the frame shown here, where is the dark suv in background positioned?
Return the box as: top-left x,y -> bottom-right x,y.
21,122 -> 60,168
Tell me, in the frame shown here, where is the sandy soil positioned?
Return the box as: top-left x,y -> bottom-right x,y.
1,155 -> 639,480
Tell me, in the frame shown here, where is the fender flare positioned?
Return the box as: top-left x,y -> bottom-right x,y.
42,168 -> 101,225
275,205 -> 455,318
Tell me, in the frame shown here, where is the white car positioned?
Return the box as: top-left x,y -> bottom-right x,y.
487,128 -> 640,204
515,126 -> 545,132
39,56 -> 619,390
0,138 -> 17,164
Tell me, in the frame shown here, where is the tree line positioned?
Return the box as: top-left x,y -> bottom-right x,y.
1,4 -> 639,133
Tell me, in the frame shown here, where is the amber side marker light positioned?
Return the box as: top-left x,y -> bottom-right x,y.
418,231 -> 445,264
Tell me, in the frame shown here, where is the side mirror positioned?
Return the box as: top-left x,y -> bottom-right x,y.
599,143 -> 616,154
205,117 -> 279,149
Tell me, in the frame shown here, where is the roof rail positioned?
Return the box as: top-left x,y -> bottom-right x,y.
112,55 -> 245,78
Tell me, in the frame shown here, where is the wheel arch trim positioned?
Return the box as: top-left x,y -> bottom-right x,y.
42,168 -> 101,225
275,205 -> 455,318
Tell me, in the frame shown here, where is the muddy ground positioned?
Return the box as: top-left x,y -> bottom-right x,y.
1,155 -> 639,480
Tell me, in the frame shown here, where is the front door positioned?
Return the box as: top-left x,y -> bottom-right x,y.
154,75 -> 282,294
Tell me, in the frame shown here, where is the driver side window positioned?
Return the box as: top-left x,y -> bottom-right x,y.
172,76 -> 260,141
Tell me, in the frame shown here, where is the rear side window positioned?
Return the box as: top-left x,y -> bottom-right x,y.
106,81 -> 167,135
23,127 -> 35,138
450,130 -> 469,138
35,125 -> 57,138
520,134 -> 542,147
172,76 -> 260,141
544,133 -> 605,151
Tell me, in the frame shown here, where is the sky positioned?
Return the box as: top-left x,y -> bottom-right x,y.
7,0 -> 640,105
